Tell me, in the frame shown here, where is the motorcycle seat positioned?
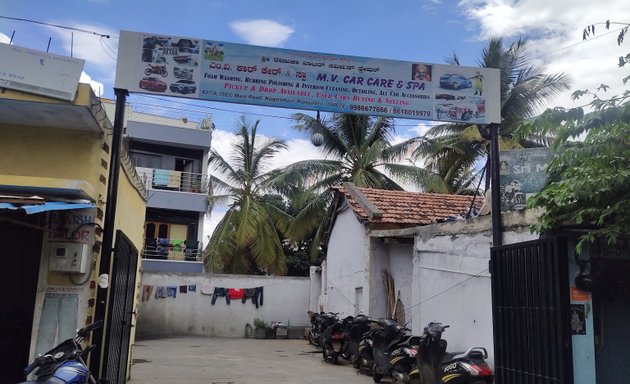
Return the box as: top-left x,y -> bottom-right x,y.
442,351 -> 465,363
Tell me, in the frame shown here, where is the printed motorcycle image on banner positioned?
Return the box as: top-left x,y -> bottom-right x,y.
116,30 -> 500,124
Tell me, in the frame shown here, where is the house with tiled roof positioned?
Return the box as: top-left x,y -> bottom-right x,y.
311,182 -> 482,324
309,182 -> 543,368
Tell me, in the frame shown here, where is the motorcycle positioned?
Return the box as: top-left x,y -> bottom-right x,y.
412,322 -> 493,384
144,64 -> 168,77
361,318 -> 421,383
345,314 -> 374,368
307,311 -> 338,348
321,315 -> 354,364
19,320 -> 105,384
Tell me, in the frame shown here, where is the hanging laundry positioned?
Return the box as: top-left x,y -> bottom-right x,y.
241,286 -> 264,307
201,284 -> 213,295
228,288 -> 245,300
166,286 -> 177,298
179,285 -> 188,294
142,285 -> 154,301
188,284 -> 197,292
171,239 -> 185,252
154,286 -> 167,299
211,287 -> 230,305
152,169 -> 170,187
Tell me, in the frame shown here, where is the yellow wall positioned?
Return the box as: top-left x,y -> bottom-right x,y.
1,85 -> 148,374
0,125 -> 105,189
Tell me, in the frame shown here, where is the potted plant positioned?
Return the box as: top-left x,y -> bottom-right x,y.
253,318 -> 268,339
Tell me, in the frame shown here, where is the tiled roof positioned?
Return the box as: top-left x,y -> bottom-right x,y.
333,183 -> 482,228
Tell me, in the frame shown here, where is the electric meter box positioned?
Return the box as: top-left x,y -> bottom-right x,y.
49,243 -> 90,274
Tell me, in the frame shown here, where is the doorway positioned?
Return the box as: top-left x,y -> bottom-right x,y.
0,217 -> 43,382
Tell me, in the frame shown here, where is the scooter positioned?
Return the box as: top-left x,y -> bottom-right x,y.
321,315 -> 353,364
366,318 -> 421,383
19,320 -> 105,384
412,322 -> 493,384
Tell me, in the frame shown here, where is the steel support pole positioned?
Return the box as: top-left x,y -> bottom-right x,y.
490,123 -> 502,247
90,88 -> 128,377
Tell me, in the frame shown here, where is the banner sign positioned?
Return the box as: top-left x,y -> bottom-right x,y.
499,147 -> 552,211
0,43 -> 85,101
116,31 -> 500,123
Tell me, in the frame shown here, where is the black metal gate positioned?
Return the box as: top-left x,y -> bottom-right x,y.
102,230 -> 138,383
490,237 -> 573,384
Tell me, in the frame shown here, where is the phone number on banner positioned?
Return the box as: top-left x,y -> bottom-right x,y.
349,104 -> 430,117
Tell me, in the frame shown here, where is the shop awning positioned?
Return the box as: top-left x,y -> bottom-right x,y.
0,201 -> 95,214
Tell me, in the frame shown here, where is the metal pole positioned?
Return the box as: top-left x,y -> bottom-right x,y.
90,88 -> 128,377
490,123 -> 502,246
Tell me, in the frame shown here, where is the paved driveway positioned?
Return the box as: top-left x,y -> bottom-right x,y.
129,337 -> 389,384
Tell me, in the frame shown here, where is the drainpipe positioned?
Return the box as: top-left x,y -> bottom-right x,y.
490,123 -> 502,246
90,88 -> 128,377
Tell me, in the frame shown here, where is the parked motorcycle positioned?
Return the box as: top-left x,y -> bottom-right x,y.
144,64 -> 168,77
19,320 -> 104,383
412,322 -> 493,384
360,318 -> 421,383
345,314 -> 375,368
307,311 -> 338,348
321,315 -> 354,364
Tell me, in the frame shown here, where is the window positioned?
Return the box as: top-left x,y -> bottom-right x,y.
133,153 -> 162,168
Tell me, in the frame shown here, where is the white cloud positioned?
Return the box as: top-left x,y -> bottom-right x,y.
0,32 -> 10,44
408,120 -> 439,137
230,19 -> 294,47
80,71 -> 106,97
458,0 -> 630,110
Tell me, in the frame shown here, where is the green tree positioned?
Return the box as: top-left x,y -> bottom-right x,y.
204,117 -> 291,275
273,113 -> 443,258
529,21 -> 630,252
528,103 -> 630,252
414,38 -> 571,191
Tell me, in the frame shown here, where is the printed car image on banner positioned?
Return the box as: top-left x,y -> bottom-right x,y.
116,30 -> 500,124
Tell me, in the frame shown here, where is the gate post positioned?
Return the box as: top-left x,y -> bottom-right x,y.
490,123 -> 502,246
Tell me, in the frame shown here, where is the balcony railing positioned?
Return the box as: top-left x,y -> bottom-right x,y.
136,167 -> 208,194
142,238 -> 203,262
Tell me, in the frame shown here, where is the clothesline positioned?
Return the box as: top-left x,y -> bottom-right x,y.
142,283 -> 264,308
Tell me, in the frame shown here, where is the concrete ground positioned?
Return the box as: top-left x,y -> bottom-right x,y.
129,336 -> 392,384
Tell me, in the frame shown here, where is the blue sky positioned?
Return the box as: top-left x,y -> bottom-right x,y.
1,0 -> 628,240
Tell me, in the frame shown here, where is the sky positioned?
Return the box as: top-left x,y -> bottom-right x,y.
1,0 -> 628,242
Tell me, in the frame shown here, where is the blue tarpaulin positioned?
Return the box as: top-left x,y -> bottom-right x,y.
0,201 -> 95,214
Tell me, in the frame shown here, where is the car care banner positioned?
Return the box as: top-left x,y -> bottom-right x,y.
116,30 -> 500,124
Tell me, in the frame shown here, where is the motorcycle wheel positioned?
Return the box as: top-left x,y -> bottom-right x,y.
308,330 -> 319,347
372,373 -> 383,383
144,68 -> 152,75
160,70 -> 167,77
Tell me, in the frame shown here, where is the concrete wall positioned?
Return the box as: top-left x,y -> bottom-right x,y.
322,205 -> 368,317
410,210 -> 541,367
137,272 -> 311,338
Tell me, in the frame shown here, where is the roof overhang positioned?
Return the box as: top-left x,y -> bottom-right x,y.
0,84 -> 111,133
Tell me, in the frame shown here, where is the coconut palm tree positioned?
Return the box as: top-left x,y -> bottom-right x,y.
415,37 -> 572,191
271,112 -> 446,258
204,117 -> 291,275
